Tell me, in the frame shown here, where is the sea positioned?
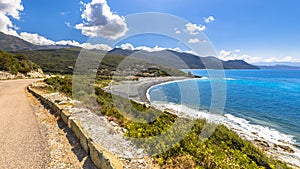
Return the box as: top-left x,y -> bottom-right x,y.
147,69 -> 300,149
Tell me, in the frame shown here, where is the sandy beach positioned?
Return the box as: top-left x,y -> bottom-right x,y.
106,76 -> 189,103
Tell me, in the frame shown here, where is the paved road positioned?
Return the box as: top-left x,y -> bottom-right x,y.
0,79 -> 48,169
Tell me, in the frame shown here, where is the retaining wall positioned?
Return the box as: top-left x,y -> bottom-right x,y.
27,85 -> 122,169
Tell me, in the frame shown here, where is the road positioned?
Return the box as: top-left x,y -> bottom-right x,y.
0,79 -> 48,169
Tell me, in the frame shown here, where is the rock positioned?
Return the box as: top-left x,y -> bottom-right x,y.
58,101 -> 67,105
137,148 -> 143,155
254,139 -> 270,148
251,132 -> 258,135
124,151 -> 134,159
276,144 -> 295,153
110,121 -> 118,127
26,69 -> 44,78
0,71 -> 15,80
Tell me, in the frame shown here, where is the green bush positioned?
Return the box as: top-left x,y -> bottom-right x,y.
0,50 -> 39,74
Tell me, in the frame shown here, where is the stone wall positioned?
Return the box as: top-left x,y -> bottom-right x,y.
27,85 -> 121,169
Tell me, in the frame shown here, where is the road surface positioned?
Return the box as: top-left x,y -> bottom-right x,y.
0,79 -> 48,169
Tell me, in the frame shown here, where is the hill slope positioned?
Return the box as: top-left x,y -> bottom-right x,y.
13,48 -> 258,74
0,32 -> 38,51
0,32 -> 78,51
109,48 -> 259,69
0,50 -> 41,74
13,48 -> 186,76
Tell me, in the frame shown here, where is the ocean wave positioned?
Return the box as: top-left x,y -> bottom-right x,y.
195,77 -> 236,81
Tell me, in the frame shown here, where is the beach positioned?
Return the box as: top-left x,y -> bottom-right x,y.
105,76 -> 189,103
108,76 -> 300,168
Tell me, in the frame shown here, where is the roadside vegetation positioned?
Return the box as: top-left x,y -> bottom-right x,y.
43,76 -> 290,169
0,50 -> 40,74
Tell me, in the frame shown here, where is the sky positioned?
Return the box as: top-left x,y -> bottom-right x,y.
1,0 -> 300,64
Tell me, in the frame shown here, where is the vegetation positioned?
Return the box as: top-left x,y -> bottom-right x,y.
0,50 -> 40,74
44,76 -> 72,97
44,76 -> 290,169
13,48 -> 187,77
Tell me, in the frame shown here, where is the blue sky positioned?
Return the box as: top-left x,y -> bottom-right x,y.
1,0 -> 300,64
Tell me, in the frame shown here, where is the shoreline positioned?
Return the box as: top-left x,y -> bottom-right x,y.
108,76 -> 300,168
145,77 -> 300,168
106,76 -> 191,103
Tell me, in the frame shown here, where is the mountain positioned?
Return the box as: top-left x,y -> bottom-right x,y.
13,48 -> 258,74
12,48 -> 186,76
258,65 -> 300,70
109,48 -> 259,69
0,32 -> 78,51
1,31 -> 258,70
0,32 -> 38,51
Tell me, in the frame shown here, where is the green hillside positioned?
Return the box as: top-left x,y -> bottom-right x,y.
13,48 -> 187,77
0,50 -> 40,74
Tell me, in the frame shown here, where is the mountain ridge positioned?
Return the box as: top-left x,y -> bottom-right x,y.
1,31 -> 258,70
258,64 -> 300,70
0,32 -> 78,51
108,48 -> 259,69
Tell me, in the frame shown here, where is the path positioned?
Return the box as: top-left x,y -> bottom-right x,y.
0,79 -> 48,169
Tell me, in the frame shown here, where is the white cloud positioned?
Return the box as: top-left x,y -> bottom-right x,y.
0,0 -> 24,36
81,43 -> 112,51
65,22 -> 72,28
218,50 -> 300,63
261,56 -> 300,63
188,38 -> 200,44
75,0 -> 128,39
20,32 -> 56,45
185,23 -> 206,35
118,43 -> 196,54
19,32 -> 112,51
120,43 -> 135,50
175,30 -> 181,34
174,28 -> 181,34
204,16 -> 215,23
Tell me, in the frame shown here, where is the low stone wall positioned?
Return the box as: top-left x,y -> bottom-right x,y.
27,85 -> 121,169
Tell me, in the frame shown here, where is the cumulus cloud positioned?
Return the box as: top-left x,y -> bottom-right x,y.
185,23 -> 206,35
0,0 -> 24,36
175,30 -> 181,34
261,56 -> 300,63
218,50 -> 300,63
188,38 -> 200,44
81,43 -> 112,51
204,16 -> 215,23
174,28 -> 181,34
20,32 -> 56,45
75,0 -> 128,39
19,32 -> 112,51
118,43 -> 197,54
120,43 -> 135,50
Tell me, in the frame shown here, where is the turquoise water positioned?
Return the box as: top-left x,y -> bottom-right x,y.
148,70 -> 300,146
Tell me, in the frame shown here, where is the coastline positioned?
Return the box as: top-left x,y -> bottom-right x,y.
108,76 -> 300,168
145,77 -> 300,168
106,76 -> 191,103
